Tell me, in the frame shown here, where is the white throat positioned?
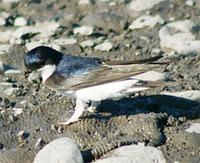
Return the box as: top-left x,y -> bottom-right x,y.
37,64 -> 56,83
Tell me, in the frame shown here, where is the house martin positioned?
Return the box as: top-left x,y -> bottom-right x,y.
24,46 -> 164,125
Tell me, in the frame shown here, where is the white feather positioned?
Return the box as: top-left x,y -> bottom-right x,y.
75,78 -> 148,101
37,64 -> 56,83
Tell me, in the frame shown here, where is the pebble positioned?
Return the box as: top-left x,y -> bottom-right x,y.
0,44 -> 11,54
27,71 -> 40,82
78,0 -> 91,5
53,38 -> 77,45
10,21 -> 60,44
14,16 -> 27,26
0,61 -> 5,73
73,25 -> 94,36
185,0 -> 195,6
34,137 -> 83,163
185,123 -> 200,134
0,31 -> 13,43
17,131 -> 28,140
159,20 -> 200,55
94,144 -> 166,163
4,69 -> 22,75
129,15 -> 164,30
0,12 -> 9,26
3,87 -> 19,96
35,138 -> 46,150
80,39 -> 95,48
12,108 -> 23,116
160,90 -> 200,102
133,71 -> 166,81
94,41 -> 113,51
128,0 -> 166,11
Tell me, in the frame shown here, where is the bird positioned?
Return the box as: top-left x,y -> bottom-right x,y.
24,46 -> 165,125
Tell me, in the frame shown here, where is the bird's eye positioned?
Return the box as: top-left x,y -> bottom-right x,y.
37,61 -> 45,67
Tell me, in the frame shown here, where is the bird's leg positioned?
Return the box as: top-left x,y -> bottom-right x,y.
87,101 -> 101,113
59,98 -> 87,125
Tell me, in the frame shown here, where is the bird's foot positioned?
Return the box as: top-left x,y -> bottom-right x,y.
58,99 -> 86,125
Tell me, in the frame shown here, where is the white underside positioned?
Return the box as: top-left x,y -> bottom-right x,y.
75,78 -> 148,101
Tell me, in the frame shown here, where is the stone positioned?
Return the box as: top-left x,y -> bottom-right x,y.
4,69 -> 22,75
34,137 -> 83,163
128,0 -> 166,11
0,31 -> 13,43
0,12 -> 9,26
0,44 -> 11,54
94,144 -> 166,163
3,87 -> 19,96
159,20 -> 200,55
0,61 -> 5,73
129,15 -> 164,30
160,90 -> 200,101
185,0 -> 195,6
94,41 -> 113,51
53,38 -> 77,45
78,0 -> 91,5
133,71 -> 166,81
73,25 -> 94,36
35,138 -> 46,150
185,123 -> 200,134
14,16 -> 27,26
10,21 -> 60,44
12,108 -> 23,116
27,72 -> 40,82
80,39 -> 95,48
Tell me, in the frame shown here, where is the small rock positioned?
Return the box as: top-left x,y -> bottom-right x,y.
17,130 -> 29,142
0,61 -> 5,73
159,20 -> 200,55
185,0 -> 195,6
0,12 -> 9,26
4,69 -> 22,75
34,137 -> 83,163
133,71 -> 166,81
128,0 -> 166,11
161,90 -> 200,101
151,48 -> 162,55
73,25 -> 94,36
94,41 -> 113,51
0,44 -> 11,54
27,71 -> 40,82
14,16 -> 27,26
0,31 -> 13,43
53,38 -> 77,45
3,87 -> 19,96
94,145 -> 166,163
80,39 -> 95,48
78,0 -> 91,5
185,123 -> 200,134
129,15 -> 164,30
12,108 -> 23,116
35,138 -> 46,150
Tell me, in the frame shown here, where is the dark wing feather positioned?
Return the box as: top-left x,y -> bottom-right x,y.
46,56 -> 163,91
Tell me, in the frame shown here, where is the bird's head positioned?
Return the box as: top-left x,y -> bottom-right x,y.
24,46 -> 63,82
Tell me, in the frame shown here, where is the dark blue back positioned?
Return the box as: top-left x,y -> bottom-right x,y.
56,54 -> 102,78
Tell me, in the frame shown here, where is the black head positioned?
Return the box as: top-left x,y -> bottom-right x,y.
24,46 -> 63,72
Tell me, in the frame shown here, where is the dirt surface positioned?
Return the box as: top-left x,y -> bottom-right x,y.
0,0 -> 200,162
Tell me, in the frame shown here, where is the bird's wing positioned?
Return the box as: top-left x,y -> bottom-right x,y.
45,56 -> 164,91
